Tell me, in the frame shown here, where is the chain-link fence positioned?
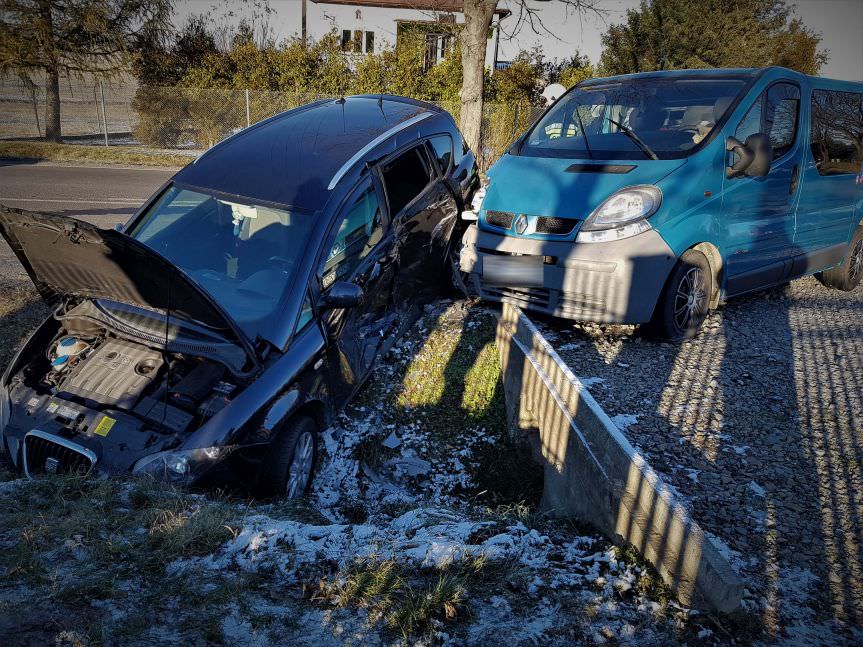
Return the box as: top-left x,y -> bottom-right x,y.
0,76 -> 545,169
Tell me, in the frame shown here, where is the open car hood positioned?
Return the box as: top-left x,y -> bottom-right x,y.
0,206 -> 258,367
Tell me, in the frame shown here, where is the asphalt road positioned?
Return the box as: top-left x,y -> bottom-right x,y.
0,161 -> 175,228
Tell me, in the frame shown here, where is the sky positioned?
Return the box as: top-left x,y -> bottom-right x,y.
173,0 -> 863,82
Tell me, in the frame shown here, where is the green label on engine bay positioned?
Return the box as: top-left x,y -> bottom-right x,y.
93,416 -> 116,437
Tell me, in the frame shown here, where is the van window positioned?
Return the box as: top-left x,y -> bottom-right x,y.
810,89 -> 863,176
382,147 -> 432,216
734,83 -> 800,161
429,135 -> 453,173
323,181 -> 383,288
765,83 -> 800,159
522,77 -> 748,160
735,95 -> 763,143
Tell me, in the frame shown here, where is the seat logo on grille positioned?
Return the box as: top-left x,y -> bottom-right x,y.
45,457 -> 59,473
514,214 -> 529,235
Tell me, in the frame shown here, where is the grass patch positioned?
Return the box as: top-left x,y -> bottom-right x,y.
0,141 -> 192,167
317,554 -> 493,640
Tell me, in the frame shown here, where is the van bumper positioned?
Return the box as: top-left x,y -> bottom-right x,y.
459,224 -> 678,324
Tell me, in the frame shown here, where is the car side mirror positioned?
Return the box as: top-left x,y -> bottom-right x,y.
319,281 -> 364,309
726,134 -> 773,179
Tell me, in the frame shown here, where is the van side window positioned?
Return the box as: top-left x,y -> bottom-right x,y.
765,83 -> 800,159
381,147 -> 432,216
810,89 -> 863,176
322,181 -> 383,288
734,95 -> 763,144
429,135 -> 453,174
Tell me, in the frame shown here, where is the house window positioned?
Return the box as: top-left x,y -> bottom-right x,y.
424,33 -> 451,70
341,30 -> 351,51
365,31 -> 375,54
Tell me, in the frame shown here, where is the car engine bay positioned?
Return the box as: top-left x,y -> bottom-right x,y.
4,302 -> 244,473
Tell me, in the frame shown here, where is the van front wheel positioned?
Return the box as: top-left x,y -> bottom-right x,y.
645,249 -> 712,341
816,226 -> 863,292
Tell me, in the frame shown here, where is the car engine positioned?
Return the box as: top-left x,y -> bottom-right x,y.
8,312 -> 239,445
58,338 -> 163,408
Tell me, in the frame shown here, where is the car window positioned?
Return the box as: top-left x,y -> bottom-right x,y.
129,185 -> 314,340
295,294 -> 314,333
735,95 -> 763,143
428,135 -> 453,174
381,147 -> 432,216
810,89 -> 863,176
765,83 -> 800,159
523,77 -> 748,160
322,181 -> 383,289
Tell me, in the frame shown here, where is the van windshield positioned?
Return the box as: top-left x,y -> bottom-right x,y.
522,77 -> 748,160
129,185 -> 314,340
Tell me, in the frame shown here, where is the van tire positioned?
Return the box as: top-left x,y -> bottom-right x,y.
645,249 -> 713,341
816,226 -> 863,292
259,416 -> 318,499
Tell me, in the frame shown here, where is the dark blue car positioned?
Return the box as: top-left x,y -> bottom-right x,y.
0,95 -> 476,497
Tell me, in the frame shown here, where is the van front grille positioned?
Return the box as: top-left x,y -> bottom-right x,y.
23,431 -> 96,477
485,210 -> 514,229
535,216 -> 577,236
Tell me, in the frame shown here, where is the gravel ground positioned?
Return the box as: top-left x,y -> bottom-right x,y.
538,277 -> 863,644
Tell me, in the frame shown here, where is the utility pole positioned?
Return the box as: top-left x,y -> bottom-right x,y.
492,18 -> 501,75
301,0 -> 307,43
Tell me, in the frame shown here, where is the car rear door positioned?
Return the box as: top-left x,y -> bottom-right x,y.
319,177 -> 398,405
380,143 -> 459,316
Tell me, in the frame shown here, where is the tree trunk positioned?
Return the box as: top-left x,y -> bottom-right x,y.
459,0 -> 497,157
44,65 -> 61,142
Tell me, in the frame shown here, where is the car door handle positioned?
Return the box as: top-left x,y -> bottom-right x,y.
789,164 -> 799,195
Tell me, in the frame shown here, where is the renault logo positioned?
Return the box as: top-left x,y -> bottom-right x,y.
513,214 -> 529,235
45,457 -> 59,473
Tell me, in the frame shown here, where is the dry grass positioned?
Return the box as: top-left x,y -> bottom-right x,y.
0,141 -> 192,167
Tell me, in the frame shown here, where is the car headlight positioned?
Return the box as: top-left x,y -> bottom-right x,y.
580,185 -> 661,232
0,385 -> 10,436
132,446 -> 235,482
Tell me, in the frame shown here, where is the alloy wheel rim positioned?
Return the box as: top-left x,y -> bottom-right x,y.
673,267 -> 707,332
286,431 -> 314,498
849,239 -> 863,283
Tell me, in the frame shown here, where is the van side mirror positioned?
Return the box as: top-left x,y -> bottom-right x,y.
726,134 -> 773,179
319,281 -> 364,309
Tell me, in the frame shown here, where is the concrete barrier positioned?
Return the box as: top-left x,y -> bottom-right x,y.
496,302 -> 743,613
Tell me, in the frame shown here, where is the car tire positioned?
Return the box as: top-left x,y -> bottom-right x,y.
645,249 -> 713,341
259,416 -> 318,499
815,226 -> 863,292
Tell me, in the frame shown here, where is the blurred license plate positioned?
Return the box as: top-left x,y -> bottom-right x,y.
483,256 -> 544,287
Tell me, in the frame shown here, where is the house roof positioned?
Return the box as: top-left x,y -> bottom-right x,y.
311,0 -> 511,18
175,96 -> 441,212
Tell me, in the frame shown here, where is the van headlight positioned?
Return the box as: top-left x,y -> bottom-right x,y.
132,446 -> 235,482
578,185 -> 661,241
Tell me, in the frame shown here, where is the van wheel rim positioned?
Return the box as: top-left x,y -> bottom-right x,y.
674,267 -> 707,332
286,432 -> 314,499
850,239 -> 863,283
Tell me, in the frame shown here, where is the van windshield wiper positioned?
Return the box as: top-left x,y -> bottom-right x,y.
607,117 -> 659,160
574,105 -> 593,159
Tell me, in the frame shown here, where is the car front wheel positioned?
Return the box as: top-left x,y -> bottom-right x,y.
259,416 -> 318,499
646,248 -> 712,341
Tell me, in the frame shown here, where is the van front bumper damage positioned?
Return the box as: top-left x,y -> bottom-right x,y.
459,224 -> 678,324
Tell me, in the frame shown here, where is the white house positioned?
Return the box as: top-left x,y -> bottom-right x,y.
301,0 -> 511,70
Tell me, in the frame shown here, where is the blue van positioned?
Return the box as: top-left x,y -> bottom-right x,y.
459,67 -> 863,339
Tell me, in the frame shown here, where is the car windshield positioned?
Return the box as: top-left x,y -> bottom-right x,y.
129,185 -> 315,340
522,77 -> 749,160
